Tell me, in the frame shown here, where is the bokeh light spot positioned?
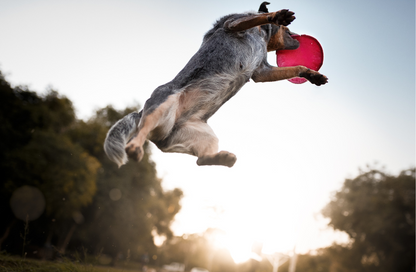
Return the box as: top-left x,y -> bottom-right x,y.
109,188 -> 122,201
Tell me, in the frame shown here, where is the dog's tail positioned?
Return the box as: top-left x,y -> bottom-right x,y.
104,111 -> 142,167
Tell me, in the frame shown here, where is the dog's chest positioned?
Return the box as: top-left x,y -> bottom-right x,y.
210,33 -> 266,97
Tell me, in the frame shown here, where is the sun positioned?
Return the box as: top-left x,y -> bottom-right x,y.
207,228 -> 253,263
223,236 -> 254,264
204,207 -> 303,264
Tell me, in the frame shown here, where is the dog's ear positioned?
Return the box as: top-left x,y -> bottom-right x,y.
258,2 -> 270,13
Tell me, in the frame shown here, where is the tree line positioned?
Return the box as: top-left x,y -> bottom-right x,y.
0,70 -> 183,265
155,167 -> 415,272
274,167 -> 415,272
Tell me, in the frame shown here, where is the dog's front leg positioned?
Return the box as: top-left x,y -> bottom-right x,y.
252,65 -> 328,86
225,10 -> 295,32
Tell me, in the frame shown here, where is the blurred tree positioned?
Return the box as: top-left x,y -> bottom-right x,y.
277,249 -> 331,272
211,248 -> 236,272
67,105 -> 183,264
158,229 -> 237,271
321,167 -> 415,272
9,131 -> 99,219
0,72 -> 99,253
276,168 -> 415,272
0,71 -> 183,263
160,234 -> 213,269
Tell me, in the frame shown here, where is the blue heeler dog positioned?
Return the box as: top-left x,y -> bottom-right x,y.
104,2 -> 328,168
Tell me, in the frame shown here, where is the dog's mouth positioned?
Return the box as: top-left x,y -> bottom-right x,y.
286,33 -> 300,50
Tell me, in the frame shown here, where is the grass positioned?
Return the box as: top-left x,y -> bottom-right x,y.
0,254 -> 141,272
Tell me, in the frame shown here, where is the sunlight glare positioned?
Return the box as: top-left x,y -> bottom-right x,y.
208,229 -> 253,263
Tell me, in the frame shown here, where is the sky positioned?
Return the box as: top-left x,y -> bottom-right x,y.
0,0 -> 415,263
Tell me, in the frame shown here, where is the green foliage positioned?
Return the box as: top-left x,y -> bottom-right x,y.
0,72 -> 99,223
67,105 -> 183,260
0,70 -> 183,263
10,131 -> 99,219
276,168 -> 415,272
0,253 -> 136,272
321,167 -> 415,272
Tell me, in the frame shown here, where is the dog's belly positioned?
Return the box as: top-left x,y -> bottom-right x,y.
144,71 -> 249,145
151,74 -> 247,151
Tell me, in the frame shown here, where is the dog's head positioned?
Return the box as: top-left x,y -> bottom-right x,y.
267,25 -> 299,51
259,2 -> 300,52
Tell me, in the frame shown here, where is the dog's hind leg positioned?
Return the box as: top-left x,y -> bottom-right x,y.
159,120 -> 237,167
125,94 -> 179,162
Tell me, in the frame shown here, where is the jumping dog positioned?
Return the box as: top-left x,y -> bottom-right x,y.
104,2 -> 328,168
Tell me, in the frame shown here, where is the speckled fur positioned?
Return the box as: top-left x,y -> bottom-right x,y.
104,3 -> 328,167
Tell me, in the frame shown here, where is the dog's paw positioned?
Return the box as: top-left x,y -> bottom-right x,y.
217,151 -> 237,167
197,151 -> 237,168
270,9 -> 296,26
299,69 -> 328,86
125,143 -> 144,162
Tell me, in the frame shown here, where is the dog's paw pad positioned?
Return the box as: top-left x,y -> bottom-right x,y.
276,9 -> 296,26
312,74 -> 328,86
300,70 -> 328,86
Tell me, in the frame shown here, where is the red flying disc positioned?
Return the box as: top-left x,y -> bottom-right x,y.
276,35 -> 324,84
